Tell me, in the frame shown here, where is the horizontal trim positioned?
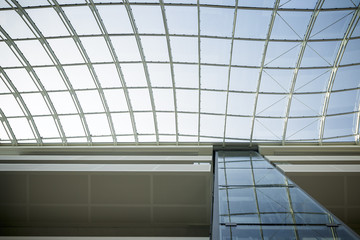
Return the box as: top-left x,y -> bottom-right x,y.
277,164 -> 360,173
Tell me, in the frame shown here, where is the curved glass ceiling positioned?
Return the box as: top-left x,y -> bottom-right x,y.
0,0 -> 359,145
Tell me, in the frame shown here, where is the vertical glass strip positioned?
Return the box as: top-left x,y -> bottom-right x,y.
212,151 -> 360,240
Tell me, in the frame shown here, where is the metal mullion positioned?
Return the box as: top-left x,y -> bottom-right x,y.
123,0 -> 159,144
197,0 -> 201,144
0,68 -> 42,144
0,108 -> 17,145
50,0 -> 117,145
78,0 -> 138,143
319,6 -> 360,144
249,0 -> 280,146
222,1 -> 238,146
9,0 -> 92,144
159,0 -> 179,144
282,0 -> 325,145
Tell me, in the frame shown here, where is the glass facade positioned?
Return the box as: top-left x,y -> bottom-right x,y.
213,151 -> 360,240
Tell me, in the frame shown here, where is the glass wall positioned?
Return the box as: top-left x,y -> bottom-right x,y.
212,151 -> 360,240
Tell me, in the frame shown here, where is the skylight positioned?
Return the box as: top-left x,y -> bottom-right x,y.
0,0 -> 359,145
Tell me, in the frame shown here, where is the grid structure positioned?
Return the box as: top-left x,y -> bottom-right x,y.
214,151 -> 359,239
0,0 -> 359,145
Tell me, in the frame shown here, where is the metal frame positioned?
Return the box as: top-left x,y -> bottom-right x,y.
0,1 -> 359,145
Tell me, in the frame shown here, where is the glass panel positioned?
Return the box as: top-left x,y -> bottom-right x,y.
279,0 -> 317,8
0,123 -> 10,141
227,93 -> 255,116
253,118 -> 284,140
224,161 -> 251,169
219,187 -> 257,215
138,135 -> 156,142
253,169 -> 286,185
8,118 -> 34,140
121,64 -> 147,87
15,0 -> 50,7
262,226 -> 296,240
141,36 -> 169,62
64,65 -> 96,89
21,93 -> 50,115
0,79 -> 10,93
112,113 -> 133,135
111,36 -> 141,62
232,40 -> 264,66
48,38 -> 85,64
295,213 -> 332,224
131,5 -> 165,34
260,213 -> 294,224
333,65 -> 360,90
265,42 -> 301,68
62,6 -> 101,35
92,136 -> 113,143
59,115 -> 86,137
128,89 -> 152,111
271,12 -> 312,40
285,118 -> 320,140
290,187 -> 325,213
256,94 -> 287,117
235,10 -> 271,38
229,68 -> 259,92
323,113 -> 356,139
166,6 -> 197,35
201,65 -> 229,90
173,64 -> 198,88
176,89 -> 199,112
301,41 -> 341,67
4,68 -> 38,92
289,94 -> 324,117
117,135 -> 135,142
49,92 -> 78,114
294,69 -> 330,93
33,116 -> 60,138
178,113 -> 198,136
225,116 -> 252,139
26,8 -> 69,37
148,63 -> 172,87
34,67 -> 67,91
201,38 -> 231,64
311,10 -> 353,39
134,112 -> 155,134
0,10 -> 35,39
97,5 -> 133,34
200,114 -> 225,137
219,168 -> 253,186
257,187 -> 290,212
16,40 -> 53,66
260,69 -> 293,93
156,112 -> 176,134
80,37 -> 113,62
171,37 -> 198,63
341,39 -> 360,65
0,95 -> 24,117
201,90 -> 227,114
200,7 -> 234,37
0,42 -> 22,67
159,135 -> 176,142
220,226 -> 262,239
153,89 -> 174,111
85,113 -> 111,136
76,90 -> 104,113
327,90 -> 359,114
103,89 -> 128,112
93,64 -> 122,88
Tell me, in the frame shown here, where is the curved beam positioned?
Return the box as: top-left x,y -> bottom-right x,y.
319,6 -> 360,144
50,0 -> 117,144
249,0 -> 280,145
197,0 -> 201,144
87,0 -> 139,144
123,0 -> 159,144
222,0 -> 238,145
9,0 -> 93,144
159,0 -> 179,144
0,97 -> 17,146
282,0 -> 325,145
0,67 -> 41,144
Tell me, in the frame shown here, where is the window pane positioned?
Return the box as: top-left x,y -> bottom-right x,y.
176,89 -> 198,112
134,112 -> 155,134
148,63 -> 172,87
8,118 -> 34,139
49,92 -> 78,114
228,93 -> 255,116
201,65 -> 228,90
128,89 -> 152,111
104,89 -> 128,112
166,6 -> 197,35
0,95 -> 24,117
33,116 -> 60,138
97,5 -> 132,34
80,37 -> 113,62
174,64 -> 198,88
76,90 -> 104,113
35,67 -> 67,91
4,69 -> 38,92
235,10 -> 271,38
171,37 -> 198,63
16,40 -> 53,66
201,38 -> 231,64
62,6 -> 101,35
225,116 -> 252,139
122,64 -> 147,87
85,113 -> 111,136
64,65 -> 96,89
60,115 -> 86,137
178,113 -> 198,136
200,7 -> 234,37
141,36 -> 169,62
112,113 -> 133,135
111,36 -> 141,62
48,38 -> 85,64
153,89 -> 174,111
21,93 -> 50,115
200,114 -> 225,137
157,112 -> 176,134
201,90 -> 227,114
131,5 -> 164,34
93,64 -> 122,88
232,40 -> 264,66
0,10 -> 35,38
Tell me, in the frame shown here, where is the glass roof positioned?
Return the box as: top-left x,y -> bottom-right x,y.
0,0 -> 359,145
